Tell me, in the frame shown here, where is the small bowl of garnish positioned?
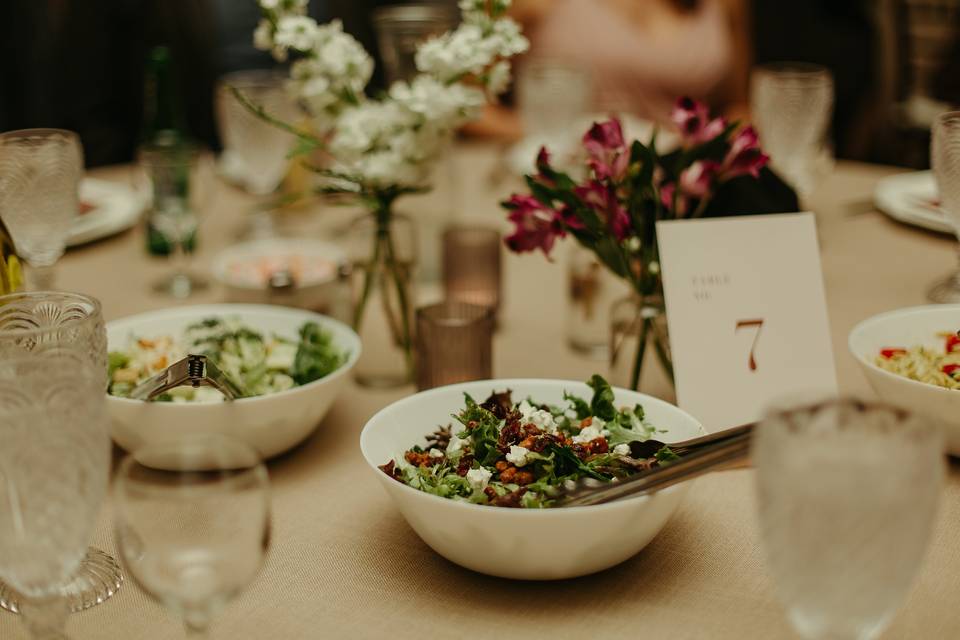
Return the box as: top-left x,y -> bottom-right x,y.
212,238 -> 346,311
107,304 -> 360,461
359,375 -> 704,579
849,304 -> 960,454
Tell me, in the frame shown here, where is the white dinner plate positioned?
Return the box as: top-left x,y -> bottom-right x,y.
67,178 -> 147,247
874,171 -> 952,234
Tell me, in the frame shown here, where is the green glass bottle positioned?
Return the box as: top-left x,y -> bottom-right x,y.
0,215 -> 23,294
140,45 -> 197,256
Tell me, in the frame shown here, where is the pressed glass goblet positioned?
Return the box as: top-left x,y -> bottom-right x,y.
754,399 -> 943,640
0,128 -> 83,290
137,142 -> 214,298
219,70 -> 297,197
751,63 -> 834,202
115,435 -> 271,638
0,353 -> 111,639
0,291 -> 121,615
927,111 -> 960,302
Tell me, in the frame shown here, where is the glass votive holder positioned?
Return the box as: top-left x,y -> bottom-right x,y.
442,226 -> 502,314
416,301 -> 494,390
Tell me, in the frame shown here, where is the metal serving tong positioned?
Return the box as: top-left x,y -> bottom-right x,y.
129,354 -> 246,402
557,424 -> 754,507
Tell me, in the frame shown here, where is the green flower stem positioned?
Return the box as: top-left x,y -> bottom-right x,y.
382,221 -> 415,377
631,314 -> 650,391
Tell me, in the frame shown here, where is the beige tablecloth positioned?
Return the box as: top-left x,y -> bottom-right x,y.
3,146 -> 959,639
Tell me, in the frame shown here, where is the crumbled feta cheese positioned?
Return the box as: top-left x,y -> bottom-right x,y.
429,448 -> 445,458
601,429 -> 611,438
613,443 -> 631,456
573,425 -> 602,444
506,445 -> 531,467
591,418 -> 606,430
518,400 -> 534,418
564,409 -> 578,421
466,467 -> 492,489
446,434 -> 467,454
528,409 -> 557,433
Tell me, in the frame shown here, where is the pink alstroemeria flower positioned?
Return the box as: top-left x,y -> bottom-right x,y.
659,182 -> 690,217
583,119 -> 630,181
504,194 -> 569,256
671,96 -> 726,146
575,180 -> 630,240
678,160 -> 720,199
721,126 -> 769,179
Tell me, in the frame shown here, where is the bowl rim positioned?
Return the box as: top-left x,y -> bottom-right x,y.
848,303 -> 960,397
359,378 -> 703,516
211,238 -> 346,291
105,303 -> 360,406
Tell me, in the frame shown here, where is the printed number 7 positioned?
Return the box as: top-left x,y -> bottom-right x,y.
735,319 -> 764,371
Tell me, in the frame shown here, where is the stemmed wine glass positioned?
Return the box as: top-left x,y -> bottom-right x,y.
114,435 -> 271,638
137,142 -> 215,298
0,291 -> 122,616
0,352 -> 111,639
754,399 -> 943,640
750,63 -> 834,203
217,70 -> 298,236
927,111 -> 960,302
0,129 -> 83,290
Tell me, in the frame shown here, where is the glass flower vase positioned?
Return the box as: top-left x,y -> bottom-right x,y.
346,209 -> 416,388
609,292 -> 674,393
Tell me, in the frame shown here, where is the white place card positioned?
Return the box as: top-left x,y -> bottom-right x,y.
657,212 -> 838,431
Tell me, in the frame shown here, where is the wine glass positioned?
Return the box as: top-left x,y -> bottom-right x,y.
0,291 -> 123,616
0,352 -> 111,639
754,399 -> 943,640
751,63 -> 834,203
0,129 -> 83,290
137,142 -> 214,298
927,111 -> 960,302
114,435 -> 271,638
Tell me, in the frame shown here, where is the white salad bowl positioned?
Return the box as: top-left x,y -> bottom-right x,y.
107,304 -> 360,461
849,304 -> 960,454
360,379 -> 704,580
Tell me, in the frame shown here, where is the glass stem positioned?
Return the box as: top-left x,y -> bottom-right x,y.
28,264 -> 56,291
20,594 -> 69,640
169,218 -> 192,298
183,608 -> 211,639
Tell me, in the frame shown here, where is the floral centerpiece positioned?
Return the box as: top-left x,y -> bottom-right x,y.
503,98 -> 769,391
245,0 -> 528,385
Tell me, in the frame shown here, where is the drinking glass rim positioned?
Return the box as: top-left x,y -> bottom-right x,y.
935,111 -> 960,128
114,435 -> 270,496
218,68 -> 289,90
0,127 -> 80,142
417,301 -> 494,328
752,62 -> 833,84
0,291 -> 103,339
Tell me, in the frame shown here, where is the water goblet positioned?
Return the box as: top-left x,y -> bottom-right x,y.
754,399 -> 943,640
372,4 -> 457,84
0,353 -> 111,639
0,129 -> 83,290
0,291 -> 122,615
114,435 -> 271,638
137,142 -> 214,298
750,63 -> 834,202
927,111 -> 960,302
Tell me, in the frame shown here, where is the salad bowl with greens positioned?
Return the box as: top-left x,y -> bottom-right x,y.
360,376 -> 704,580
106,304 -> 360,462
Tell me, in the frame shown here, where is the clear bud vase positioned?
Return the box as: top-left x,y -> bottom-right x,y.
347,209 -> 416,388
609,292 -> 674,393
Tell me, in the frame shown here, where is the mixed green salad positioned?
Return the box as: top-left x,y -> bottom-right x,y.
380,375 -> 677,508
108,317 -> 346,402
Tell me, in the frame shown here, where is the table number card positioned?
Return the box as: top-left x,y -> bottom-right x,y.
656,212 -> 838,431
